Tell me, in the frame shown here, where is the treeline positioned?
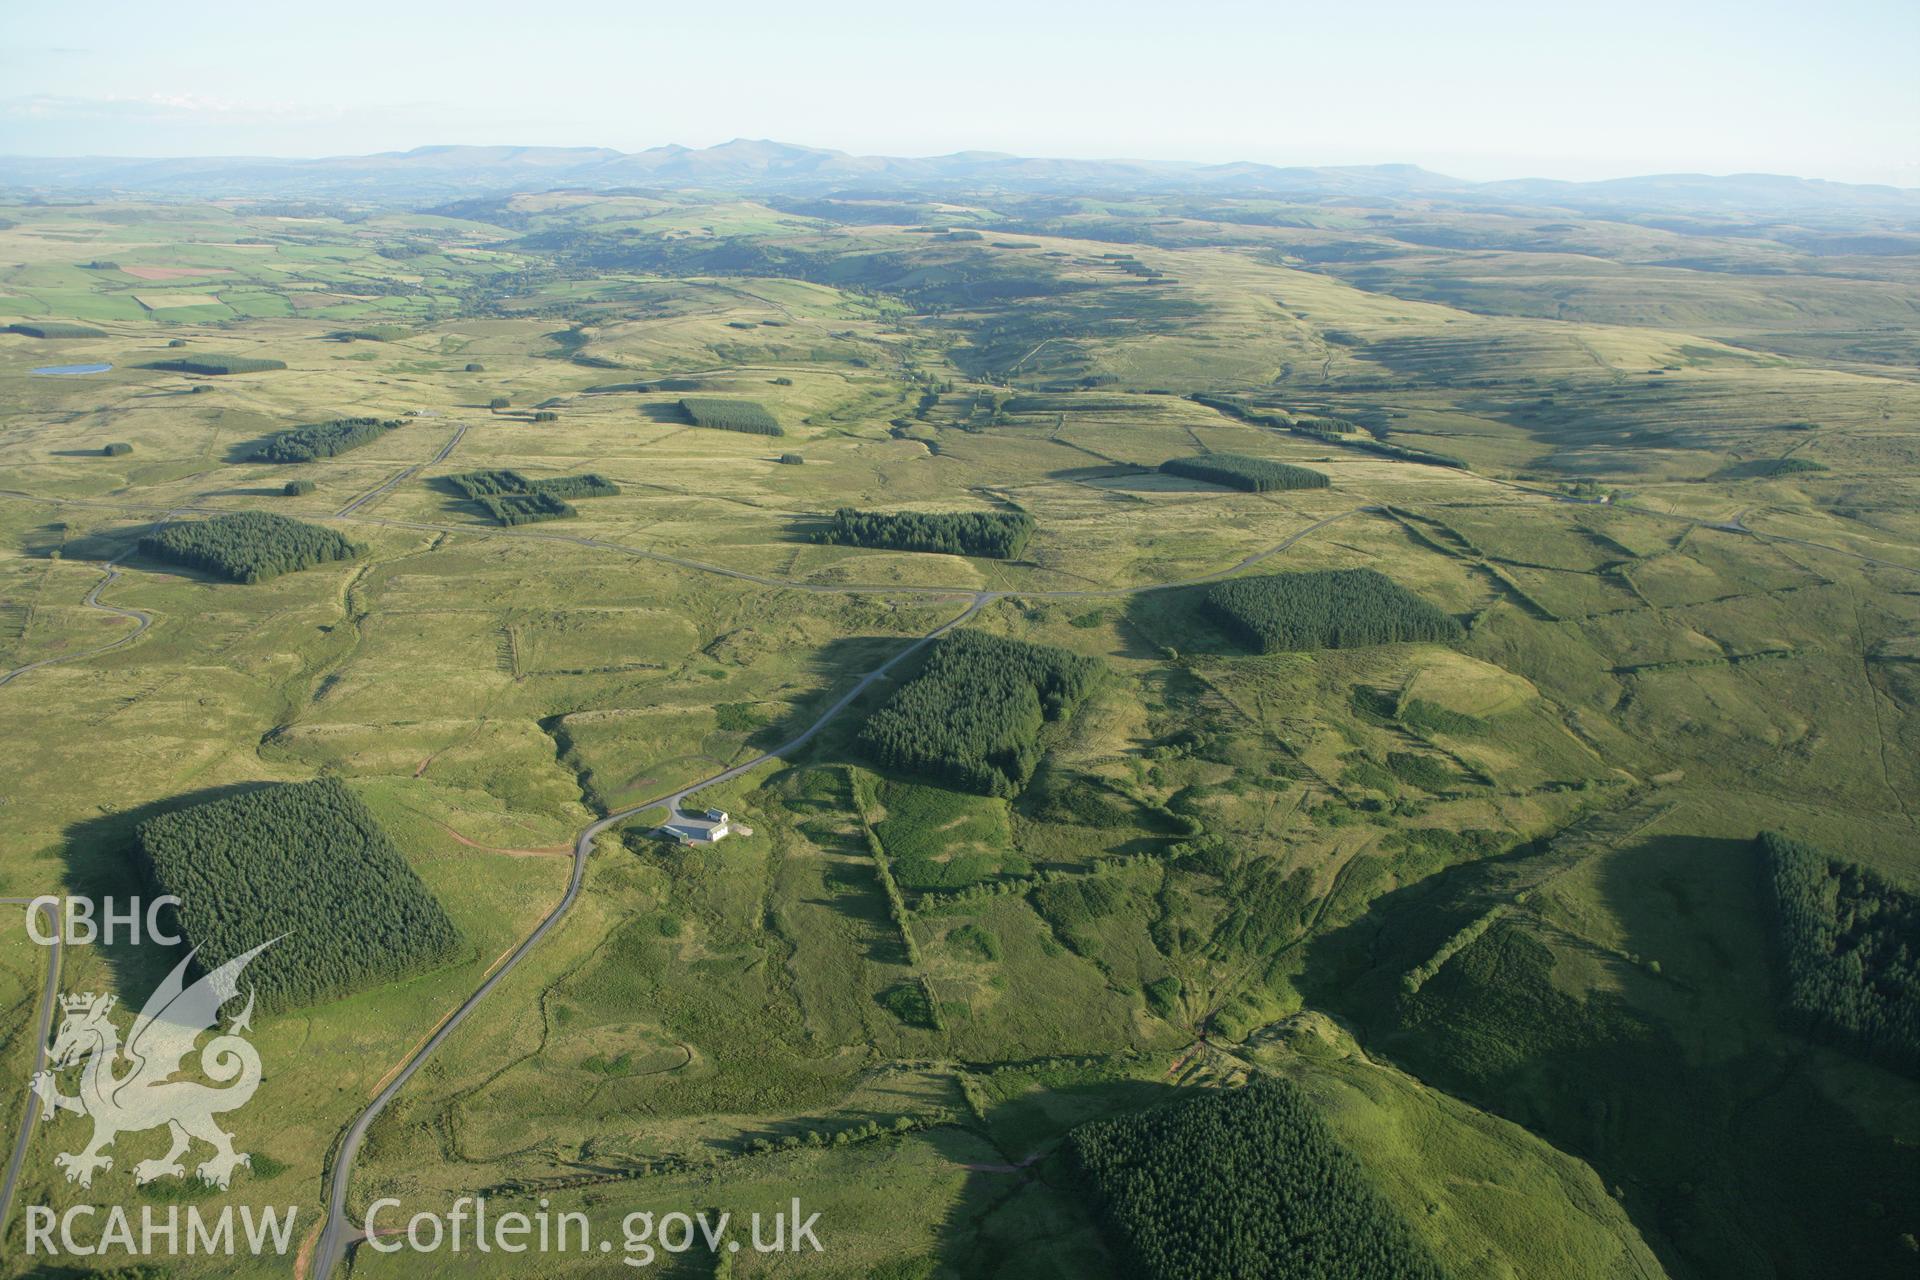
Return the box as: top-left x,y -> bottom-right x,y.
680,397 -> 783,435
1720,457 -> 1830,479
1760,831 -> 1920,1076
815,508 -> 1035,559
450,469 -> 539,497
146,355 -> 287,376
1160,453 -> 1328,492
1301,425 -> 1468,470
250,417 -> 402,463
447,469 -> 620,500
133,778 -> 462,1012
1068,1077 -> 1448,1280
140,511 -> 360,583
850,770 -> 921,967
522,476 -> 618,499
1206,569 -> 1462,653
861,630 -> 1103,796
8,321 -> 107,339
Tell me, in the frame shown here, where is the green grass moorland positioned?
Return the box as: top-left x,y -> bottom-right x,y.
0,184 -> 1917,1278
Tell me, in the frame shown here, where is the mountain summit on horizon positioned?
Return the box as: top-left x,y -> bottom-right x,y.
2,138 -> 1915,217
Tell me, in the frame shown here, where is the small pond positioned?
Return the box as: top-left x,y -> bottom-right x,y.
31,363 -> 113,376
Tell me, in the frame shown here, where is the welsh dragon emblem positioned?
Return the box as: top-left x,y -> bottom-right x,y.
29,939 -> 275,1190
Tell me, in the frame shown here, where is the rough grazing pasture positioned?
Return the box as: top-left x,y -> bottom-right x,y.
0,184 -> 1917,1279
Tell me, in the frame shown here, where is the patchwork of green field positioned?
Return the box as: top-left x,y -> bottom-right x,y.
1,185 -> 1918,1278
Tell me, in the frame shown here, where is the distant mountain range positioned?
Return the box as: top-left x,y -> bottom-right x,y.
3,139 -> 1916,218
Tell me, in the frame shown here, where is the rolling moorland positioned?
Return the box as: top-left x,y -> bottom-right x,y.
0,156 -> 1917,1278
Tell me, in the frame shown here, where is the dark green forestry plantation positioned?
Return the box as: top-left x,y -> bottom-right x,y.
1068,1077 -> 1447,1280
140,510 -> 360,582
249,416 -> 401,462
1205,569 -> 1462,652
133,778 -> 462,1011
680,397 -> 783,434
447,469 -> 619,500
478,491 -> 575,525
145,354 -> 287,375
519,473 -> 618,498
815,508 -> 1035,559
9,138 -> 1920,1279
9,321 -> 107,338
1159,453 -> 1329,491
445,469 -> 530,497
1761,831 -> 1920,1075
861,629 -> 1102,795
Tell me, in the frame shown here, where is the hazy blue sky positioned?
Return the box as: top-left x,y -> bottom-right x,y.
3,0 -> 1915,185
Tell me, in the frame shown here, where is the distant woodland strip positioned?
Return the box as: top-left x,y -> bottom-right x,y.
145,355 -> 287,375
1160,453 -> 1329,492
8,321 -> 106,338
447,469 -> 620,500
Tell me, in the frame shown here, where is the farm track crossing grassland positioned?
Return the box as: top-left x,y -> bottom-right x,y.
0,185 -> 1918,1280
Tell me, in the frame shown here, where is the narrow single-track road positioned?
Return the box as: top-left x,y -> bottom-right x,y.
0,556 -> 153,689
313,504 -> 1376,1276
333,423 -> 466,518
0,901 -> 63,1232
310,592 -> 989,1279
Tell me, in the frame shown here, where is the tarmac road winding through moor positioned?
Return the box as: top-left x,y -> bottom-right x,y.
311,505 -> 1382,1276
0,557 -> 153,690
0,902 -> 63,1233
309,591 -> 989,1279
0,499 -> 1388,1274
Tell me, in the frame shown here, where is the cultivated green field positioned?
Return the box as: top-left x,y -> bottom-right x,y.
1,183 -> 1917,1278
